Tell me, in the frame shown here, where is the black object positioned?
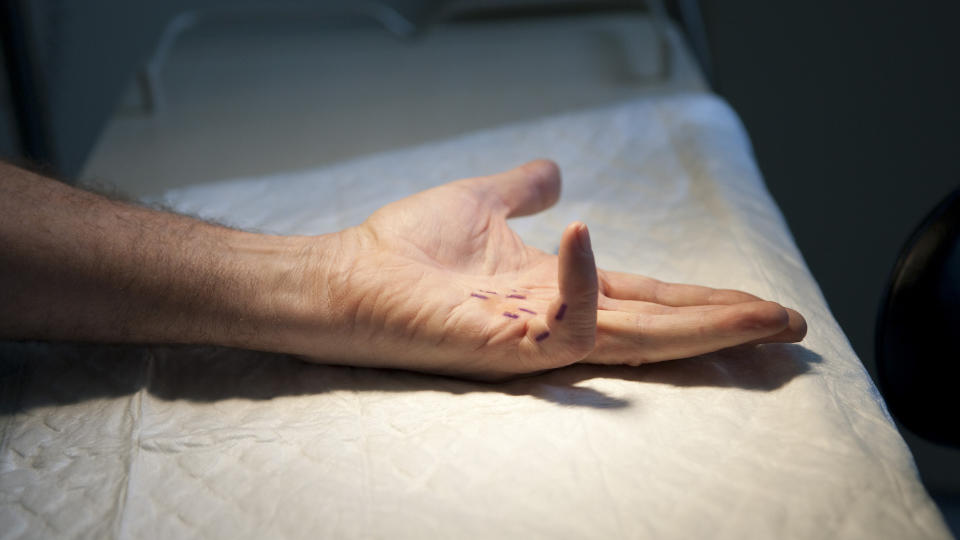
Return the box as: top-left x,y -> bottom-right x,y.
877,187 -> 960,447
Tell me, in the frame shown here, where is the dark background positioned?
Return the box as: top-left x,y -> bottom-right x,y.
696,1 -> 960,502
702,1 -> 960,385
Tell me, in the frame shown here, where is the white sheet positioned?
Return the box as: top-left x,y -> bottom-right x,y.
0,93 -> 950,539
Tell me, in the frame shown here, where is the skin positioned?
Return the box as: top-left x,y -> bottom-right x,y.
0,159 -> 805,381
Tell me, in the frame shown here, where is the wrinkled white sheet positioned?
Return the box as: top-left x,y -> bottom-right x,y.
0,94 -> 950,539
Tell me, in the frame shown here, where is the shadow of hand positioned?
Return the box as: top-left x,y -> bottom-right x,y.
2,341 -> 821,413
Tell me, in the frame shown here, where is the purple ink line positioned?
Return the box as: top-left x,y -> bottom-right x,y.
517,308 -> 537,315
535,331 -> 551,342
555,303 -> 568,321
506,294 -> 526,299
481,290 -> 498,295
470,293 -> 489,300
502,312 -> 519,319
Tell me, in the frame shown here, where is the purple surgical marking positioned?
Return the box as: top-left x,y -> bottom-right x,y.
506,294 -> 526,299
517,308 -> 537,315
481,290 -> 498,295
502,312 -> 519,319
555,303 -> 568,321
535,331 -> 551,342
470,293 -> 489,300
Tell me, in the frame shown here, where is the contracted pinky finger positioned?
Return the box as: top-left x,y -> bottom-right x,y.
584,301 -> 790,366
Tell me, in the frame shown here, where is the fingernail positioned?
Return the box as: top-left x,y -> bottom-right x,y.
578,223 -> 592,254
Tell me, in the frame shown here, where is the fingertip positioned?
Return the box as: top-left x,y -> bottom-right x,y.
737,301 -> 790,333
576,221 -> 592,254
743,305 -> 807,345
513,159 -> 561,203
527,159 -> 562,211
561,220 -> 593,251
559,223 -> 597,284
785,307 -> 808,341
524,158 -> 561,184
490,159 -> 562,218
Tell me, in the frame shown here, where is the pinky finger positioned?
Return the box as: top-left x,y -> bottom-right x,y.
525,222 -> 598,360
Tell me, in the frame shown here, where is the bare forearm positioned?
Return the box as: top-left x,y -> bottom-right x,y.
0,162 -> 333,351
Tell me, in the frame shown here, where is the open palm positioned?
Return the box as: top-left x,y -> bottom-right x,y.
314,160 -> 806,380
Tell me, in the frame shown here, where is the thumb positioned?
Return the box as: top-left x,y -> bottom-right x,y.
464,159 -> 561,218
532,222 -> 598,358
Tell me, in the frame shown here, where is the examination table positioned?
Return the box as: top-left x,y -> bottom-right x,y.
0,94 -> 951,539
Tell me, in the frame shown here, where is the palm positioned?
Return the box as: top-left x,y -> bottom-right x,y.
347,174 -> 569,379
323,160 -> 806,380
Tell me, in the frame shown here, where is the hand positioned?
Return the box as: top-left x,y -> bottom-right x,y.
300,160 -> 806,380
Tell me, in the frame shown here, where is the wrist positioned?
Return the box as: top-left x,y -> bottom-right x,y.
218,229 -> 354,357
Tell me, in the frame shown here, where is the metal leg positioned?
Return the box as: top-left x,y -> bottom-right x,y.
675,0 -> 714,87
137,11 -> 198,115
646,0 -> 674,82
0,0 -> 53,167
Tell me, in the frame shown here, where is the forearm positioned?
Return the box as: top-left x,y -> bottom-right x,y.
0,162 -> 337,352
